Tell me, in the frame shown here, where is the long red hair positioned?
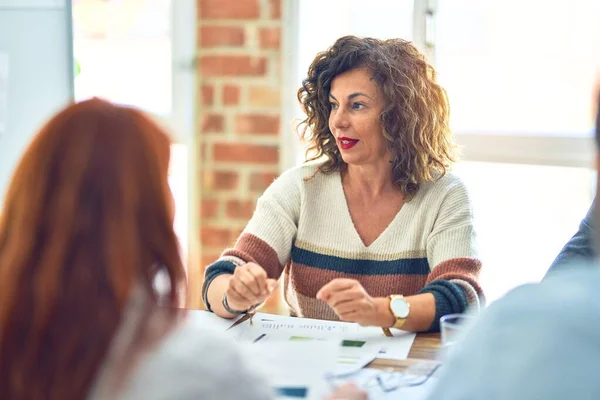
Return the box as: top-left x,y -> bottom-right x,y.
0,98 -> 186,399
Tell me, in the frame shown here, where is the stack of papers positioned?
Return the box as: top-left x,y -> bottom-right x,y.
189,311 -> 418,399
231,313 -> 416,362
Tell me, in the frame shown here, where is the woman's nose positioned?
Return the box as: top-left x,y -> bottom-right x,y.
331,108 -> 349,130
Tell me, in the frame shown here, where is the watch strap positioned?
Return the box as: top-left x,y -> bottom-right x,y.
389,294 -> 409,329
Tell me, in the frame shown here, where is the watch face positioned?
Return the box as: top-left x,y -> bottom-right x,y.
391,298 -> 410,318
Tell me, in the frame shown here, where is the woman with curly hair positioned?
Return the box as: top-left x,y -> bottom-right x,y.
203,36 -> 484,333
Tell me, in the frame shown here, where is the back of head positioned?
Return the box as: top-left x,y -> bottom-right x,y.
0,98 -> 185,399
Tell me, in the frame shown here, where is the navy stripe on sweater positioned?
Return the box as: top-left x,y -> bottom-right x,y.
419,280 -> 469,332
291,245 -> 430,275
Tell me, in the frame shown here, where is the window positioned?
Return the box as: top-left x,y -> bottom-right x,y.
72,0 -> 197,268
72,0 -> 172,115
288,0 -> 598,303
435,0 -> 600,137
453,161 -> 594,301
432,0 -> 599,301
297,0 -> 414,70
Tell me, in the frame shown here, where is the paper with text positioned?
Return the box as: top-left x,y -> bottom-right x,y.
233,313 -> 416,362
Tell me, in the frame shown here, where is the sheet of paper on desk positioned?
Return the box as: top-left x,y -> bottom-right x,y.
246,329 -> 382,377
242,340 -> 338,400
354,326 -> 417,361
186,310 -> 242,333
232,313 -> 416,361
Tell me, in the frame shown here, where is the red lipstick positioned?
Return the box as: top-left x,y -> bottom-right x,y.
338,136 -> 359,150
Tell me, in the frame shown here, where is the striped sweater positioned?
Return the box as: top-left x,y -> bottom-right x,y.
203,162 -> 484,331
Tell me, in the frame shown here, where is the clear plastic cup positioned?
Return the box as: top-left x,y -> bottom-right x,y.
439,313 -> 475,359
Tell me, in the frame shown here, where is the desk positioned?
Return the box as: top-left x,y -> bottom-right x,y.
407,333 -> 441,361
368,333 -> 441,371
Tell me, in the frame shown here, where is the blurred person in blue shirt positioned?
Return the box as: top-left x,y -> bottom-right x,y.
545,201 -> 595,277
327,91 -> 600,400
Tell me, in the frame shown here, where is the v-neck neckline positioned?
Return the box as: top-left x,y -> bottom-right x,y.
336,172 -> 407,249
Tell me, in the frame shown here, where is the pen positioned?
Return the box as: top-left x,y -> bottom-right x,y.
253,333 -> 267,343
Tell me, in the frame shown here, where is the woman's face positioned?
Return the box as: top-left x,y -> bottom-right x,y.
328,68 -> 390,167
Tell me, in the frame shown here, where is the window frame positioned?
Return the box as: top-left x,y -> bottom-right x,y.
168,0 -> 200,306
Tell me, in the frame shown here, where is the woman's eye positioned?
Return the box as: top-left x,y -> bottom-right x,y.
330,103 -> 338,110
351,102 -> 364,110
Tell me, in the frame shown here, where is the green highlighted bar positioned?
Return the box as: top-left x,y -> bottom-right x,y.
341,340 -> 366,348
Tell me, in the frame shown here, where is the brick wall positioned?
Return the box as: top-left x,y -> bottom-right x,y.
195,0 -> 284,309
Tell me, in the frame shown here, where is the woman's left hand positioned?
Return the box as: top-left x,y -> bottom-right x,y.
317,278 -> 389,326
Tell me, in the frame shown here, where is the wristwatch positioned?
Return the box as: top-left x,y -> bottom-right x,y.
388,294 -> 410,329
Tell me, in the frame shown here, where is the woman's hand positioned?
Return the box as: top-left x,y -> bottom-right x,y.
324,383 -> 368,400
317,279 -> 393,327
226,262 -> 277,312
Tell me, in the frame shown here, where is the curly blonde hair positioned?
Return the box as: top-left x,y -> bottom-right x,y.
297,35 -> 456,198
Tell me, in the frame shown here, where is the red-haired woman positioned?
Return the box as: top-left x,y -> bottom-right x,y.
0,99 -> 271,400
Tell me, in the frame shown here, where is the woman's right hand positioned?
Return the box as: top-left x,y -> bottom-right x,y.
225,262 -> 277,312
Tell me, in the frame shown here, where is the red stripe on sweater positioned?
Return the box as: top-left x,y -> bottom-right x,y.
426,257 -> 483,295
222,233 -> 283,279
289,262 -> 428,298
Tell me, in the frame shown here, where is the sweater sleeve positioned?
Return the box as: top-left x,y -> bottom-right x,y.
419,178 -> 484,331
202,168 -> 302,311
